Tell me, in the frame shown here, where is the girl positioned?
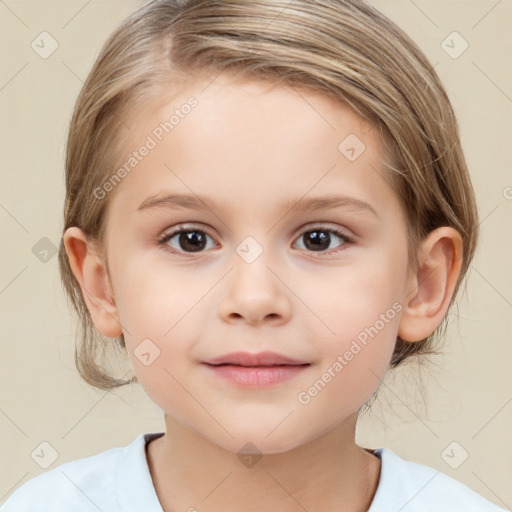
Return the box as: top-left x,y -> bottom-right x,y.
1,0 -> 507,510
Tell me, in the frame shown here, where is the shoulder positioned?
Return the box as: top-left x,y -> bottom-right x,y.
368,447 -> 507,512
0,442 -> 125,511
0,433 -> 163,512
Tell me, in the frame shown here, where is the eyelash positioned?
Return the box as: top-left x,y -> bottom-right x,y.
157,224 -> 354,258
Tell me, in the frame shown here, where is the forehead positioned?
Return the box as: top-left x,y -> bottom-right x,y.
105,74 -> 395,220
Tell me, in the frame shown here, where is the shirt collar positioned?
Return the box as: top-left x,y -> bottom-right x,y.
115,432 -> 165,511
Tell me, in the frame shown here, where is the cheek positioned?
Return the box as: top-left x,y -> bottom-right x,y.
308,246 -> 406,336
301,250 -> 406,389
297,297 -> 400,423
113,254 -> 211,338
107,260 -> 189,378
111,254 -> 219,375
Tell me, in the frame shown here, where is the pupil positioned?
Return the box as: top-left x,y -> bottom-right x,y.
305,230 -> 330,251
180,231 -> 206,252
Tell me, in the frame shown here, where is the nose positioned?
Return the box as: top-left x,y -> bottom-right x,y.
218,254 -> 292,326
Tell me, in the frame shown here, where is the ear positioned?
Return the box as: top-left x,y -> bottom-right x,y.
62,227 -> 123,339
398,226 -> 463,342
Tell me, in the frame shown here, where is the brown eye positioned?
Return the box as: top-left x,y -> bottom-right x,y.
159,228 -> 216,254
175,231 -> 207,252
295,227 -> 351,253
302,230 -> 331,251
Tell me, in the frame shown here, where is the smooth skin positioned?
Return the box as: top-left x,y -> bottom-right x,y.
63,73 -> 463,512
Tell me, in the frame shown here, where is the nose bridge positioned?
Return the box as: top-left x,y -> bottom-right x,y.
219,234 -> 291,324
232,234 -> 278,296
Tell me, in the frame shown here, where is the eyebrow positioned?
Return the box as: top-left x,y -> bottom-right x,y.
137,193 -> 379,218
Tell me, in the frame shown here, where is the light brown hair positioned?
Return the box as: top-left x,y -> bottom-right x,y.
58,0 -> 479,390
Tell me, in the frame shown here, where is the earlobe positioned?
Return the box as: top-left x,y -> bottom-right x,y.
63,227 -> 123,339
398,227 -> 463,342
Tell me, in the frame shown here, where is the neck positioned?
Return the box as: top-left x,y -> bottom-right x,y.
146,413 -> 381,512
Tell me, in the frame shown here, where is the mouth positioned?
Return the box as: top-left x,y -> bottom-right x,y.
203,350 -> 310,367
201,351 -> 311,388
207,363 -> 309,367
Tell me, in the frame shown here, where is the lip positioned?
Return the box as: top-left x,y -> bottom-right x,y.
201,351 -> 310,388
203,351 -> 309,366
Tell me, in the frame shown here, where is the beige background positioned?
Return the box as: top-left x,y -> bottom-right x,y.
1,0 -> 511,508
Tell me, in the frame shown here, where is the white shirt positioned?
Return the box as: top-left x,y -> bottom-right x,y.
0,432 -> 507,511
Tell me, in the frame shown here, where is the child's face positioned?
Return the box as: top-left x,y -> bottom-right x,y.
101,75 -> 414,453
